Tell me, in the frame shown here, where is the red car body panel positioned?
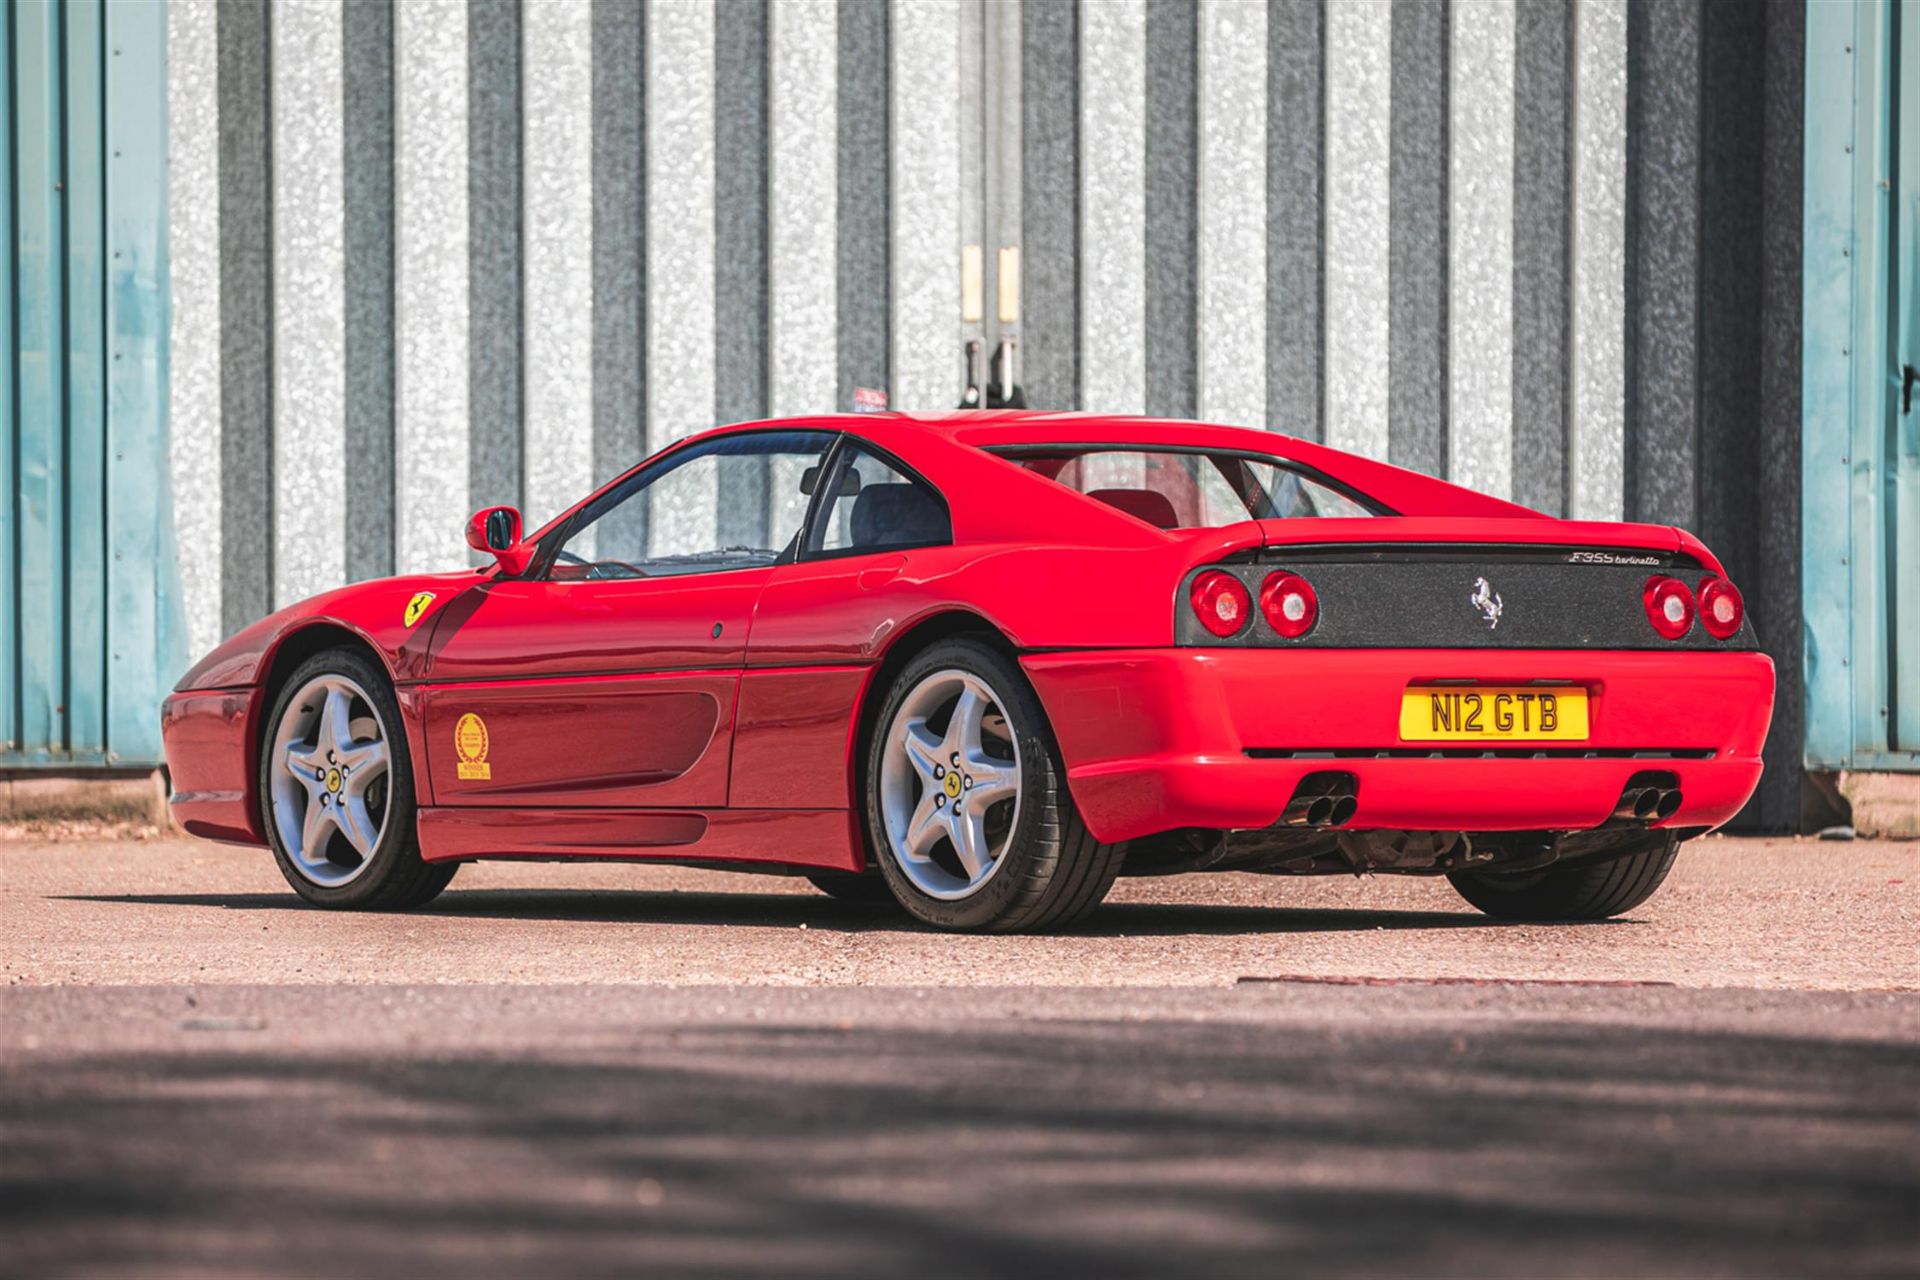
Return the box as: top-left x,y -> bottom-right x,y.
414,806 -> 860,870
161,686 -> 266,843
726,665 -> 872,810
418,670 -> 739,808
161,411 -> 1775,869
1022,647 -> 1773,843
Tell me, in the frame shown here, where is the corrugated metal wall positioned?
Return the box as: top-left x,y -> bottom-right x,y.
2,0 -> 180,768
161,0 -> 1805,824
1802,0 -> 1920,776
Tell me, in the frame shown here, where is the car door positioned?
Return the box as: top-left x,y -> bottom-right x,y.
420,428 -> 838,808
732,437 -> 954,809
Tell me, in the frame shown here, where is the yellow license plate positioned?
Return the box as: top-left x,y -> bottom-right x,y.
1399,686 -> 1589,741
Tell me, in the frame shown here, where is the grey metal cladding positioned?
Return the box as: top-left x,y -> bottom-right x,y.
1022,0 -> 1079,413
837,0 -> 888,410
1387,0 -> 1448,478
343,0 -> 395,582
467,0 -> 523,513
1144,0 -> 1196,420
714,0 -> 769,428
217,0 -> 272,634
1623,0 -> 1702,528
1511,0 -> 1572,517
1266,0 -> 1324,443
592,0 -> 644,487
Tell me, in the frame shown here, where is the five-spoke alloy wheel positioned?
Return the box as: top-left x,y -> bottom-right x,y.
864,638 -> 1124,932
880,669 -> 1023,900
269,673 -> 391,888
258,648 -> 455,909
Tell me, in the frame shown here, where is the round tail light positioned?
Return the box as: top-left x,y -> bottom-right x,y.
1190,571 -> 1252,638
1698,576 -> 1744,639
1642,576 -> 1695,640
1259,571 -> 1318,638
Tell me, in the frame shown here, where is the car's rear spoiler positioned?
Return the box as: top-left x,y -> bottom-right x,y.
1249,517 -> 1716,572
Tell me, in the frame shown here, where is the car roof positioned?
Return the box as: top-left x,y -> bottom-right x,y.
727,409 -> 1303,451
712,411 -> 1538,522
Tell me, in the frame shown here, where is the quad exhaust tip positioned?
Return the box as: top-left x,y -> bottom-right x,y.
1285,772 -> 1359,829
1613,771 -> 1682,824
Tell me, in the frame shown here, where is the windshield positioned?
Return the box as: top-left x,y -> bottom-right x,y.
550,430 -> 836,579
998,448 -> 1378,528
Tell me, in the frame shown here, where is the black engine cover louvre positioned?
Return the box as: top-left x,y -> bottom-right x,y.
1175,547 -> 1759,651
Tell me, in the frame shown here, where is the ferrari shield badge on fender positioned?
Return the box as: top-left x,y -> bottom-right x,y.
454,713 -> 491,781
404,591 -> 436,627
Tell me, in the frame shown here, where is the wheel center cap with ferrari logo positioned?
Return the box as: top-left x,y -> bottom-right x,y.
325,767 -> 342,794
943,771 -> 963,800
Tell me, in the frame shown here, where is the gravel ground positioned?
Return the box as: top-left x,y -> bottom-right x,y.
2,833 -> 1913,990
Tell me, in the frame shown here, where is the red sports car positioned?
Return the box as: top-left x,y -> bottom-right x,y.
162,412 -> 1774,932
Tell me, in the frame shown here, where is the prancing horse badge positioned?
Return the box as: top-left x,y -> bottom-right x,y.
1470,577 -> 1503,630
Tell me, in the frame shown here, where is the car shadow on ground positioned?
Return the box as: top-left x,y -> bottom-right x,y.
1,993 -> 1912,1278
55,888 -> 1609,937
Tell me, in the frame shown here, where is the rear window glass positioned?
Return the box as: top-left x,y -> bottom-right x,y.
998,448 -> 1377,528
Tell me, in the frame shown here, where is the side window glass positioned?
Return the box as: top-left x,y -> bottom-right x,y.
809,443 -> 951,555
551,430 -> 835,579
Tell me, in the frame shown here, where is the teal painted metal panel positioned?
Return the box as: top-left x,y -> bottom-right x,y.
0,10 -> 15,756
63,0 -> 108,758
1801,0 -> 1920,772
1846,0 -> 1893,767
1801,5 -> 1862,768
12,0 -> 67,764
102,0 -> 180,764
1891,0 -> 1920,752
0,0 -> 177,768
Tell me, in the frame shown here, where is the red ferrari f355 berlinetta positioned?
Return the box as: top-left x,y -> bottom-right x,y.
162,413 -> 1774,932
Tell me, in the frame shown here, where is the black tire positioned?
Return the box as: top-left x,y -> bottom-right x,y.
803,869 -> 899,905
863,637 -> 1124,933
1447,840 -> 1678,921
258,648 -> 457,910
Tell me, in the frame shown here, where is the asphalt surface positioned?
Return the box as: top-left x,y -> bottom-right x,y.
4,833 -> 1916,989
2,832 -> 1916,1277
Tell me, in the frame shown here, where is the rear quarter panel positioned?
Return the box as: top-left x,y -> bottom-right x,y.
746,532 -> 1260,665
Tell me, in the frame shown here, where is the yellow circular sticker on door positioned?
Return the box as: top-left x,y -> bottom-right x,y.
454,713 -> 491,781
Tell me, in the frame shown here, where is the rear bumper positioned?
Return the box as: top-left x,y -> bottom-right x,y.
1021,648 -> 1774,845
161,686 -> 267,844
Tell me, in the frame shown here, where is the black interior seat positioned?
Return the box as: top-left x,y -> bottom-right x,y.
848,483 -> 949,548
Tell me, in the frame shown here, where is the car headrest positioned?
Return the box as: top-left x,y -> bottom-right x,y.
1087,488 -> 1179,529
849,483 -> 948,548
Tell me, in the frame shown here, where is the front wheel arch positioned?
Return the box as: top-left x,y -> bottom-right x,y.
257,645 -> 455,909
252,624 -> 392,786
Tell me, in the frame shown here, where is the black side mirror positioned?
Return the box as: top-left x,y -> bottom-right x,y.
485,507 -> 517,550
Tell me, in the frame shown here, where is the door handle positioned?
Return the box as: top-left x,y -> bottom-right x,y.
857,556 -> 907,590
1904,364 -> 1917,415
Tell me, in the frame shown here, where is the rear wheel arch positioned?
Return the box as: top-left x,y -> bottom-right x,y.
859,633 -> 1125,930
847,610 -> 1016,824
